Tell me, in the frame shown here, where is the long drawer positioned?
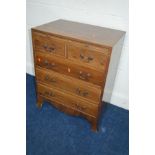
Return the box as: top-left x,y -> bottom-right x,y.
35,52 -> 105,86
35,68 -> 101,103
37,83 -> 98,117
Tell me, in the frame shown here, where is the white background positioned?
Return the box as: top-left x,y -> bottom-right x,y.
26,0 -> 129,109
0,0 -> 155,155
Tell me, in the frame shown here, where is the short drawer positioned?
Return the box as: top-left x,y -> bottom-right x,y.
67,41 -> 111,70
37,83 -> 98,117
35,68 -> 101,103
32,31 -> 66,57
35,52 -> 105,86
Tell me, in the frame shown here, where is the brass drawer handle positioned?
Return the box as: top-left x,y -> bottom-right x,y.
44,60 -> 56,68
87,56 -> 93,62
43,45 -> 55,52
48,47 -> 55,52
44,91 -> 55,97
80,54 -> 93,63
80,54 -> 85,59
75,103 -> 86,111
79,71 -> 91,80
76,88 -> 89,97
43,44 -> 48,49
39,91 -> 55,97
44,75 -> 57,83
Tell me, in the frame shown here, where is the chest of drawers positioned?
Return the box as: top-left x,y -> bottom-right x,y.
31,19 -> 125,131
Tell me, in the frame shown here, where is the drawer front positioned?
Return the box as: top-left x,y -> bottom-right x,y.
67,41 -> 111,70
35,52 -> 105,86
37,83 -> 98,116
32,31 -> 66,57
35,68 -> 101,103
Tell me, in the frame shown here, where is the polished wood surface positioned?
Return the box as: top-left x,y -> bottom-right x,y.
37,83 -> 98,116
32,19 -> 125,47
32,19 -> 124,131
67,41 -> 111,70
35,52 -> 105,86
35,68 -> 101,103
32,31 -> 66,58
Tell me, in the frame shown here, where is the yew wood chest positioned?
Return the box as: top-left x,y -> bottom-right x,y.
31,19 -> 125,131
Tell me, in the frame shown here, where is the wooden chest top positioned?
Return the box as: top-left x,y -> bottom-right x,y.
32,19 -> 125,47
